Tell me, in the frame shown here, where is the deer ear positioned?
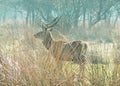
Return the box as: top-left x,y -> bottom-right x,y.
48,28 -> 53,31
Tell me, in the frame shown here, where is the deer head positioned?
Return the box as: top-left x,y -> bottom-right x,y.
34,16 -> 61,49
34,16 -> 61,40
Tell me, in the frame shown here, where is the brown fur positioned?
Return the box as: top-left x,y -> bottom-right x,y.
34,30 -> 87,64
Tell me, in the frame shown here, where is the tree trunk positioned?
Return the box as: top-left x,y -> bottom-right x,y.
113,15 -> 118,27
88,14 -> 92,28
83,7 -> 86,29
74,19 -> 78,28
26,9 -> 30,25
31,9 -> 35,26
3,12 -> 6,22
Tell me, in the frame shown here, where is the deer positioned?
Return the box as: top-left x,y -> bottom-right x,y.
34,16 -> 88,67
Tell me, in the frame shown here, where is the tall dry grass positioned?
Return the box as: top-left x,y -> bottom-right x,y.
0,23 -> 120,86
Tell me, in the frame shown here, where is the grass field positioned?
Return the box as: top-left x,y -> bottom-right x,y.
0,24 -> 120,86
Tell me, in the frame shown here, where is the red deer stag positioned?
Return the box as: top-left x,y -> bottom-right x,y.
34,17 -> 88,64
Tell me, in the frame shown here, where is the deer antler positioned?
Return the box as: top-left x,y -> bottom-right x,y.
40,16 -> 61,31
46,16 -> 61,28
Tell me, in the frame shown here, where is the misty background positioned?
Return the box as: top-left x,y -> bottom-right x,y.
0,0 -> 120,42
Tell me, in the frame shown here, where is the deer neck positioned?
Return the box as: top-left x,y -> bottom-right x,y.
42,32 -> 53,50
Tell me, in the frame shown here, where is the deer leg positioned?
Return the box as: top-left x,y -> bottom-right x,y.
57,60 -> 63,79
58,60 -> 62,70
78,57 -> 85,85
